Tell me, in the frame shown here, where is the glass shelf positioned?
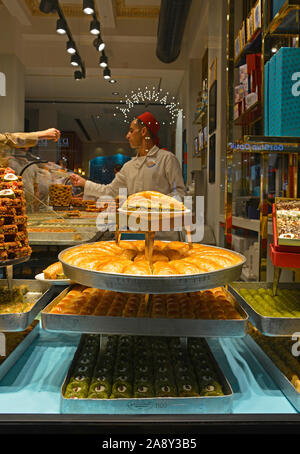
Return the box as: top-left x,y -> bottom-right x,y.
264,0 -> 300,36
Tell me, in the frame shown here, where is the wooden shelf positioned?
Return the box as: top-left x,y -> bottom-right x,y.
234,101 -> 261,126
234,29 -> 262,67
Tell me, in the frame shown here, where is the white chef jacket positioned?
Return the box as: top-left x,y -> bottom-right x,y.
84,146 -> 186,201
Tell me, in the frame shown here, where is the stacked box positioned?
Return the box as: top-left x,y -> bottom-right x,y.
0,168 -> 31,261
266,47 -> 300,137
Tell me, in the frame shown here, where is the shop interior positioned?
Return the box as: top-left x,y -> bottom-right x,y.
0,0 -> 300,435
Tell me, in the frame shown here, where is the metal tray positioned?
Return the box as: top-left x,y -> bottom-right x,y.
245,335 -> 300,412
0,321 -> 40,381
41,286 -> 248,337
0,279 -> 57,332
60,335 -> 233,414
229,282 -> 300,337
59,243 -> 246,294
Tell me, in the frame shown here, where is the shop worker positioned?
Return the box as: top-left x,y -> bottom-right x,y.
69,112 -> 186,200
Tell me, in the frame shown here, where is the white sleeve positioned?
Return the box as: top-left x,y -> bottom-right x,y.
83,169 -> 127,200
165,153 -> 186,199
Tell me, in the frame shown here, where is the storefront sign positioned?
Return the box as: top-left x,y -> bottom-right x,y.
228,142 -> 284,152
0,72 -> 6,96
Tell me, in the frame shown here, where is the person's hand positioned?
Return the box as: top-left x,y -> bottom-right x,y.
37,128 -> 61,142
69,173 -> 86,187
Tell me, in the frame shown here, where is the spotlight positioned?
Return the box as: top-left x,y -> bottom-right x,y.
99,54 -> 108,68
39,0 -> 57,14
109,79 -> 117,84
74,70 -> 83,80
71,54 -> 80,67
271,47 -> 277,53
93,36 -> 105,51
103,67 -> 111,80
66,40 -> 76,54
90,19 -> 100,35
83,0 -> 95,15
56,17 -> 67,34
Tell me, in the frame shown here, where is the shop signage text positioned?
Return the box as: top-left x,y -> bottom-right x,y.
228,142 -> 284,152
291,72 -> 300,97
0,72 -> 6,96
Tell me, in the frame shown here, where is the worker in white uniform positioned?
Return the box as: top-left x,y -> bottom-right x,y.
69,111 -> 186,201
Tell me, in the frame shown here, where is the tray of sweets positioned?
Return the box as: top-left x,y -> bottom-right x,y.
274,198 -> 300,247
60,334 -> 233,414
0,320 -> 40,381
41,285 -> 248,338
0,279 -> 57,331
245,326 -> 300,412
229,282 -> 300,336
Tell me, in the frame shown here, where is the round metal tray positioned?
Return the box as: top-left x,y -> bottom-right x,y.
58,243 -> 246,294
0,255 -> 30,268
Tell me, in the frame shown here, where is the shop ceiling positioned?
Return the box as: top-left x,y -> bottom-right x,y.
2,0 -> 188,143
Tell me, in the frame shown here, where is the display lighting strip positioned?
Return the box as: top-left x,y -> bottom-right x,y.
39,0 -> 86,80
114,87 -> 184,125
82,0 -> 116,84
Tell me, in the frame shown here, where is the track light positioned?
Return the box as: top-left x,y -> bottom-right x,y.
66,40 -> 76,54
83,0 -> 94,15
109,79 -> 117,84
74,70 -> 83,80
103,67 -> 111,80
39,0 -> 57,14
56,17 -> 67,34
71,54 -> 80,67
99,54 -> 108,68
90,18 -> 100,35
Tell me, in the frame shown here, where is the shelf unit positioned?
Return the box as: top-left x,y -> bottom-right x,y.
225,0 -> 300,281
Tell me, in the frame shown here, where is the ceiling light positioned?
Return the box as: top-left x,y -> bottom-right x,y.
109,79 -> 117,84
71,54 -> 80,67
66,40 -> 76,54
56,17 -> 67,34
271,47 -> 277,53
83,0 -> 95,15
90,19 -> 100,35
74,70 -> 83,80
99,54 -> 108,68
97,37 -> 105,51
112,92 -> 119,95
103,68 -> 111,80
39,0 -> 57,14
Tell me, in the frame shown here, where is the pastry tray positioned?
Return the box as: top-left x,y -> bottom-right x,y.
60,335 -> 233,415
229,282 -> 300,337
59,243 -> 246,294
0,279 -> 57,332
41,286 -> 248,338
245,335 -> 300,412
0,321 -> 40,382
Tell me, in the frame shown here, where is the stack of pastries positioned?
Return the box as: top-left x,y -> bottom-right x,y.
60,240 -> 242,276
49,284 -> 242,320
0,168 -> 31,261
64,334 -> 225,399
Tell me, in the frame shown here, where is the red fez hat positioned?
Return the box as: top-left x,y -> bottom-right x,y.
137,112 -> 160,146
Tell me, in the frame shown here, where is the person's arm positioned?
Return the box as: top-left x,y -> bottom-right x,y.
164,153 -> 186,199
0,128 -> 60,149
70,169 -> 128,200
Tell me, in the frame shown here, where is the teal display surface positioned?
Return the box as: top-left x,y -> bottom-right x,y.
0,323 -> 297,414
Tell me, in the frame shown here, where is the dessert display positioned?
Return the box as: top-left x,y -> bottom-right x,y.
275,198 -> 300,241
0,284 -> 41,314
63,334 -> 225,399
60,240 -> 243,276
249,324 -> 300,393
0,320 -> 39,365
49,285 -> 242,320
0,168 -> 31,261
120,191 -> 186,212
43,261 -> 67,280
49,184 -> 72,207
235,287 -> 300,318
